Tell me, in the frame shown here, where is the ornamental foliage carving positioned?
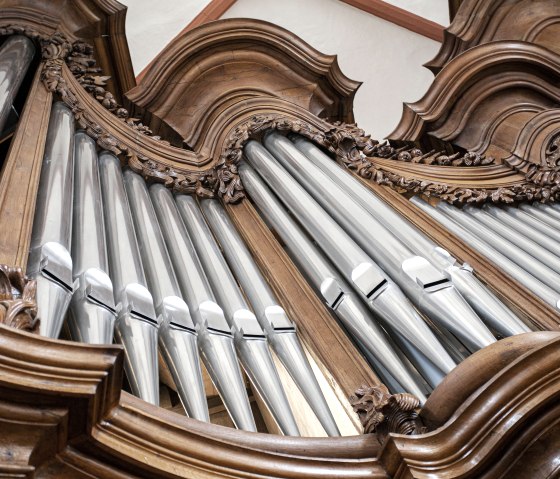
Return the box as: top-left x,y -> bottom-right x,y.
0,264 -> 38,332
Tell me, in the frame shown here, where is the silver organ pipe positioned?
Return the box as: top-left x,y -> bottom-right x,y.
501,206 -> 560,244
176,194 -> 300,436
290,136 -> 528,337
98,151 -> 159,405
27,102 -> 75,338
243,140 -> 456,377
123,171 -> 209,422
150,184 -> 256,432
69,131 -> 116,344
238,162 -> 430,402
465,206 -> 560,276
0,35 -> 35,133
200,199 -> 341,436
520,203 -> 560,230
263,132 -> 495,352
411,197 -> 560,310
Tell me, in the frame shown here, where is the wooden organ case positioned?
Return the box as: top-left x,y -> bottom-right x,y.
1,0 -> 560,478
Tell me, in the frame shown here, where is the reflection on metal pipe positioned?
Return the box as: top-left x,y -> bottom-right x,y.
411,197 -> 560,310
503,205 -> 560,244
27,102 -> 75,338
177,194 -> 299,436
98,152 -> 159,405
201,199 -> 340,436
290,136 -> 527,337
149,184 -> 256,431
0,35 -> 35,133
467,206 -> 560,276
239,162 -> 430,402
265,132 -> 494,352
124,171 -> 208,421
69,132 -> 116,344
521,203 -> 560,231
244,139 -> 455,375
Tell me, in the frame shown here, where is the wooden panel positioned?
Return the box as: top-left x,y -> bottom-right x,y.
0,65 -> 51,269
225,200 -> 381,403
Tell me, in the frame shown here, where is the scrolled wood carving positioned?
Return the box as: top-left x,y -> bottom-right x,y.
350,384 -> 423,442
0,264 -> 38,333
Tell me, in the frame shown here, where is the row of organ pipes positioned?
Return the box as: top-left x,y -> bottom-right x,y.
2,34 -> 551,435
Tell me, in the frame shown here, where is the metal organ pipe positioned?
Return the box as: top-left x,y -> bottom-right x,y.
69,132 -> 116,344
98,152 -> 159,405
176,194 -> 300,436
0,35 -> 35,133
200,198 -> 340,436
290,136 -> 527,337
263,132 -> 496,352
27,102 -> 75,338
239,162 -> 431,402
502,206 -> 560,244
124,171 -> 209,422
149,184 -> 256,432
411,197 -> 560,310
243,139 -> 456,377
520,203 -> 560,230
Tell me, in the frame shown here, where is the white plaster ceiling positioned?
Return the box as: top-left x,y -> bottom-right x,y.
119,0 -> 449,139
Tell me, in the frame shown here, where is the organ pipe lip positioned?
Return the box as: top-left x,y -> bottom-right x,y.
232,308 -> 266,339
320,276 -> 345,308
401,256 -> 450,292
199,300 -> 234,336
121,283 -> 158,325
160,295 -> 196,332
35,242 -> 74,292
351,262 -> 387,298
75,267 -> 116,313
263,305 -> 296,332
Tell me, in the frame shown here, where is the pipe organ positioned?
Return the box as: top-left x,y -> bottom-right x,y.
2,1 -> 560,478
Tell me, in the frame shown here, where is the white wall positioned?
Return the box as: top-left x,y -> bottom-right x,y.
120,0 -> 445,138
222,0 -> 442,138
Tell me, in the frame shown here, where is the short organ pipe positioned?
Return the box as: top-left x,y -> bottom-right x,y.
177,195 -> 300,436
27,102 -> 75,339
99,152 -> 159,405
201,198 -> 340,436
124,171 -> 209,422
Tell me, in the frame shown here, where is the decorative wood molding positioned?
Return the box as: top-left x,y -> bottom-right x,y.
0,265 -> 38,333
427,0 -> 560,75
339,0 -> 444,42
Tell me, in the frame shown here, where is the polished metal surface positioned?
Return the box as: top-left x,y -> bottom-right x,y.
411,197 -> 560,309
244,139 -> 456,374
27,102 -> 75,338
291,136 -> 526,337
98,151 -> 159,405
521,203 -> 560,231
69,132 -> 116,344
439,203 -> 560,294
201,199 -> 340,436
503,206 -> 560,244
124,170 -> 208,421
149,184 -> 256,431
265,132 -> 495,352
177,194 -> 299,436
467,206 -> 560,276
239,162 -> 432,402
0,35 -> 35,133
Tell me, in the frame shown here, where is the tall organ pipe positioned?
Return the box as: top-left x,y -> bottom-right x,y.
521,203 -> 560,230
411,197 -> 560,310
98,152 -> 159,405
243,140 -> 456,376
291,136 -> 527,337
176,195 -> 300,436
502,206 -> 560,244
264,132 -> 495,351
124,171 -> 209,422
69,132 -> 116,344
27,102 -> 75,338
201,199 -> 340,436
239,162 -> 431,402
0,35 -> 35,133
149,184 -> 256,432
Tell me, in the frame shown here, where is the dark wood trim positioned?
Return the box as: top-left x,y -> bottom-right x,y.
339,0 -> 444,42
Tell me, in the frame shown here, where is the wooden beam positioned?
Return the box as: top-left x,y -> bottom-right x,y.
340,0 -> 444,42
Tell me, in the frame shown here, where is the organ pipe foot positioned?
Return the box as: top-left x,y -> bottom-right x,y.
115,314 -> 159,406
35,274 -> 72,338
159,325 -> 210,422
198,330 -> 257,432
236,335 -> 300,436
269,331 -> 340,436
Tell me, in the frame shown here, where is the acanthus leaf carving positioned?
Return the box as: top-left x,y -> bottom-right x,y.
0,265 -> 39,333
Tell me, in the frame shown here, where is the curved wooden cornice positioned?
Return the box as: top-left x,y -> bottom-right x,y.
426,0 -> 560,75
126,18 -> 360,146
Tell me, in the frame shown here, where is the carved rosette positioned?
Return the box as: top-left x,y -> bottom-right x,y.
350,384 -> 424,442
0,265 -> 39,332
